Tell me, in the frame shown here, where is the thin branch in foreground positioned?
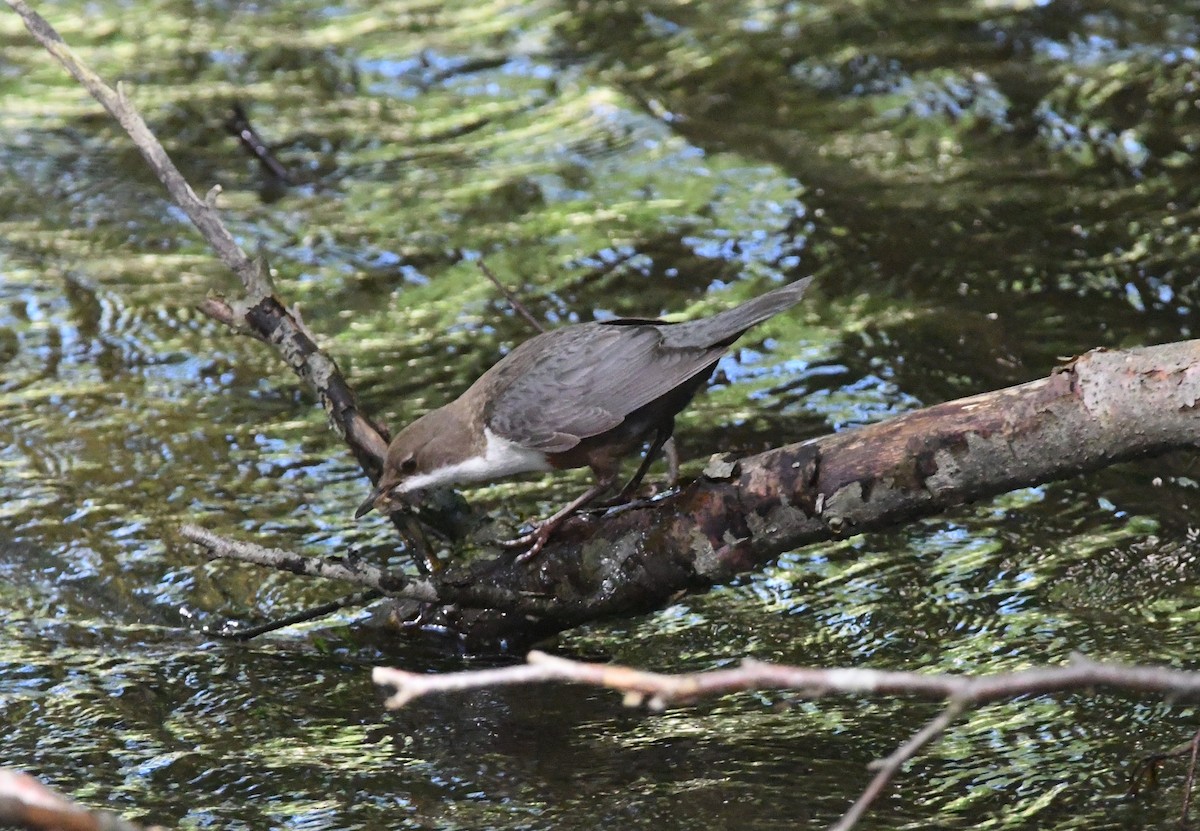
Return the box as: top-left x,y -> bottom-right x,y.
0,767 -> 166,831
373,651 -> 1200,710
372,652 -> 1200,830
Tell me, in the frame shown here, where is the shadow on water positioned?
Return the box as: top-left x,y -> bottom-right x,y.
3,0 -> 1200,827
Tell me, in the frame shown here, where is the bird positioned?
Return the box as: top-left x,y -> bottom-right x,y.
355,276 -> 813,560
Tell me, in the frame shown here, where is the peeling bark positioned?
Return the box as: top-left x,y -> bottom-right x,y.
384,341 -> 1200,647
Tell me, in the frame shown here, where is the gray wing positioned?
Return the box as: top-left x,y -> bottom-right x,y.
484,322 -> 725,452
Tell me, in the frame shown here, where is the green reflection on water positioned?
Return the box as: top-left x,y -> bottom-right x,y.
3,0 -> 1200,828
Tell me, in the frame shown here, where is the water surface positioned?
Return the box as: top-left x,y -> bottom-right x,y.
3,0 -> 1200,828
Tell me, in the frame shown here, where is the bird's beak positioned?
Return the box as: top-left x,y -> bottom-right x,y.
354,485 -> 385,520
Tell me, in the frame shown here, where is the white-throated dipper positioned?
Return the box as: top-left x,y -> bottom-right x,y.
355,276 -> 813,559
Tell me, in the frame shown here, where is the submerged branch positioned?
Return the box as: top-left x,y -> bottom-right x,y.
210,588 -> 385,641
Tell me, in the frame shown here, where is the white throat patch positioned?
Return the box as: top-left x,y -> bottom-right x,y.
394,428 -> 553,493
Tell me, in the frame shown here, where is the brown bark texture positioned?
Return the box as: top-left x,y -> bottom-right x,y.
405,341 -> 1200,647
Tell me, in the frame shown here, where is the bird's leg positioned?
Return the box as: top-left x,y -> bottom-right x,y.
604,421 -> 676,506
663,436 -> 680,486
499,474 -> 617,562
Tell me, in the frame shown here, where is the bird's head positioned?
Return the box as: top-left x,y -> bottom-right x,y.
354,453 -> 419,519
353,409 -> 462,519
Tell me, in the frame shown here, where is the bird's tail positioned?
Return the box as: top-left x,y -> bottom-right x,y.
661,276 -> 813,349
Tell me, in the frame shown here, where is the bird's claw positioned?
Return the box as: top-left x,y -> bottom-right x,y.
497,522 -> 555,562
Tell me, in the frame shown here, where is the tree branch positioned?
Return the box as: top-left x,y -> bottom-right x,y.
0,768 -> 166,831
182,338 -> 1200,646
181,525 -> 560,616
418,339 -> 1200,645
3,0 -> 388,481
373,651 -> 1200,829
14,0 -> 1200,650
828,700 -> 966,831
181,524 -> 435,601
374,651 -> 1200,709
5,0 -> 257,289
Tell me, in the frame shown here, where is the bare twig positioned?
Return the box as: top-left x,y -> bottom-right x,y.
0,768 -> 166,831
374,651 -> 1200,710
182,525 -> 559,615
181,524 -> 436,600
1127,732 -> 1200,800
196,296 -> 270,342
372,652 -> 1200,830
6,0 -> 433,578
208,588 -> 384,640
1182,727 -> 1200,823
5,0 -> 261,293
5,0 -> 389,469
829,700 -> 966,831
476,258 -> 545,333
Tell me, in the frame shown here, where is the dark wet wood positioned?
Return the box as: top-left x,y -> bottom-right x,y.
371,341 -> 1200,648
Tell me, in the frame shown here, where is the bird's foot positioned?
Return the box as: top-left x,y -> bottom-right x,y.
497,520 -> 558,563
496,480 -> 613,562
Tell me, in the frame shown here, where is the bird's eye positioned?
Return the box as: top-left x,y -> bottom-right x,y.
400,456 -> 417,474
